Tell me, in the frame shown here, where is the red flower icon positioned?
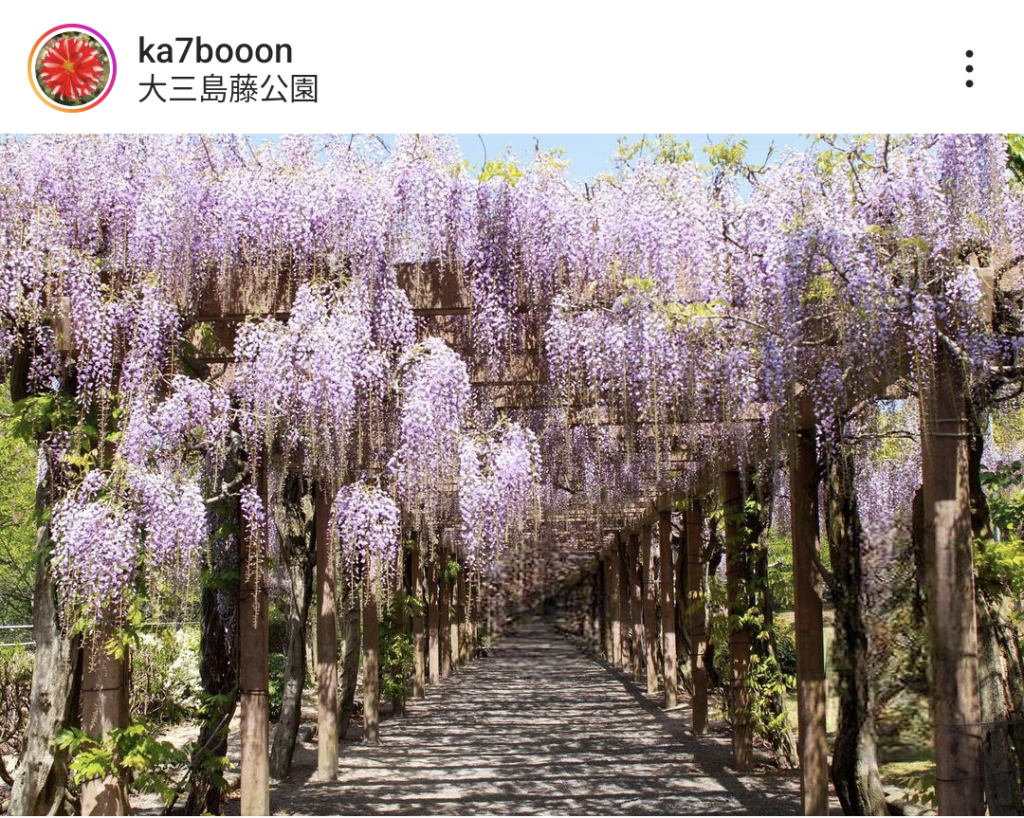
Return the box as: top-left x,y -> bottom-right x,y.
39,37 -> 103,101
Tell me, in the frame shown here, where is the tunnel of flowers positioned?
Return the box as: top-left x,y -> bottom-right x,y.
1,134 -> 1024,817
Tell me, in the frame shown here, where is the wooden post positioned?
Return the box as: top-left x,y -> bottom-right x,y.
469,582 -> 479,659
80,626 -> 128,815
439,550 -> 451,678
240,467 -> 270,816
362,568 -> 380,744
676,513 -> 689,685
659,510 -> 678,709
921,343 -> 984,815
411,544 -> 426,698
427,555 -> 440,685
723,469 -> 753,772
608,545 -> 622,667
451,569 -> 463,670
686,500 -> 708,735
456,568 -> 468,666
628,531 -> 643,683
315,486 -> 338,781
601,554 -> 614,660
618,537 -> 632,672
641,524 -> 658,694
790,429 -> 829,815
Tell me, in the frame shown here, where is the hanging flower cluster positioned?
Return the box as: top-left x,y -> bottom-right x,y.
234,280 -> 390,479
127,469 -> 208,593
116,285 -> 182,400
50,465 -> 209,627
389,338 -> 472,530
122,376 -> 231,474
51,473 -> 139,625
4,133 -> 1023,608
458,422 -> 542,572
329,482 -> 401,592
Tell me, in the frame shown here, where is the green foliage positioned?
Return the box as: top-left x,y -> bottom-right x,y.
707,491 -> 796,758
53,722 -> 187,807
131,625 -> 203,725
773,618 -> 797,678
765,532 -> 795,612
443,556 -> 461,582
0,384 -> 38,624
1008,134 -> 1024,186
379,594 -> 418,705
612,134 -> 694,171
0,645 -> 33,782
883,759 -> 938,811
8,392 -> 80,445
478,157 -> 525,186
179,687 -> 236,798
380,630 -> 414,704
978,458 -> 1024,596
8,388 -> 121,476
268,652 -> 286,720
268,602 -> 288,653
702,138 -> 749,173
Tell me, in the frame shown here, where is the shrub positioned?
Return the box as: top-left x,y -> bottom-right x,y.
774,619 -> 797,678
130,626 -> 202,725
268,603 -> 288,654
268,652 -> 286,720
0,645 -> 33,785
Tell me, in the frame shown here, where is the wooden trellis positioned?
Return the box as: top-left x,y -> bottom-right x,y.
97,251 -> 1017,817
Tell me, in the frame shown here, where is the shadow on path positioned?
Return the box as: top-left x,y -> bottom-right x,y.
267,619 -> 804,815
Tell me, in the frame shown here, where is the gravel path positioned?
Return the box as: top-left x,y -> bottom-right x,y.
263,619 -> 807,815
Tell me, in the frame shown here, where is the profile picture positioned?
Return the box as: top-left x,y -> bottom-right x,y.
28,25 -> 117,112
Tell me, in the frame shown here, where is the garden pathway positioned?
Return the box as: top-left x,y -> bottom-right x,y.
263,619 -> 809,815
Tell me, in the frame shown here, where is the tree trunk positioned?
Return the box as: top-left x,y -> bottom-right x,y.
674,516 -> 692,695
747,467 -> 798,770
184,555 -> 238,815
824,445 -> 887,816
723,469 -> 753,772
269,472 -> 314,780
976,586 -> 1024,814
185,431 -> 242,816
11,480 -> 82,816
338,573 -> 361,740
968,415 -> 1024,813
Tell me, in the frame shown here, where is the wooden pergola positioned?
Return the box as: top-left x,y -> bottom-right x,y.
75,248 -> 1017,817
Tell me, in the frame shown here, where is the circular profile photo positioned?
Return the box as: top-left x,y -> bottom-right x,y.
28,25 -> 117,112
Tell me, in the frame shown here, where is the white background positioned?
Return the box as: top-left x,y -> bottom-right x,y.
0,1 -> 1016,132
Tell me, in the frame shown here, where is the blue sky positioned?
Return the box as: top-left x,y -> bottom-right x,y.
250,134 -> 815,180
454,134 -> 813,179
